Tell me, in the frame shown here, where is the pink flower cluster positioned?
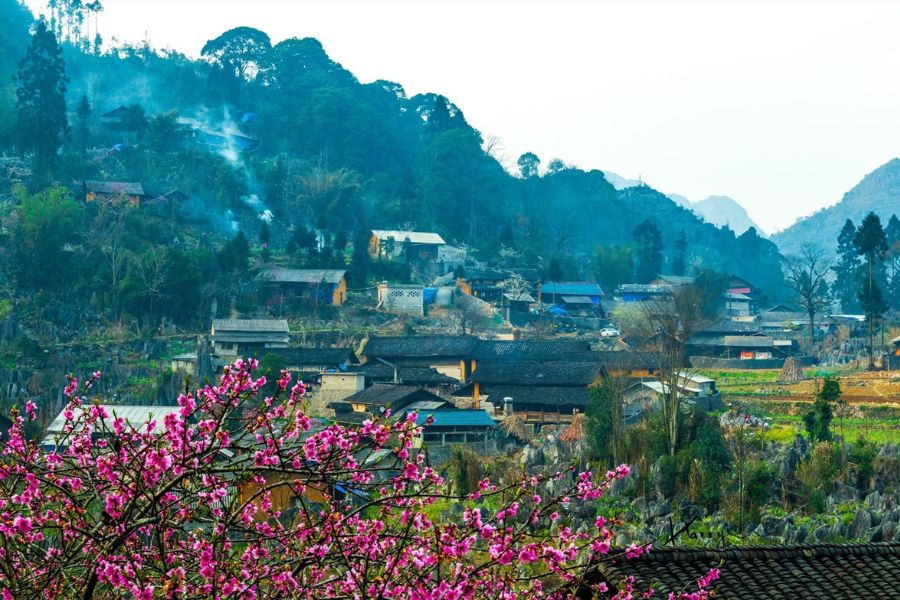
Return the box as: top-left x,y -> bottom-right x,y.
0,359 -> 719,599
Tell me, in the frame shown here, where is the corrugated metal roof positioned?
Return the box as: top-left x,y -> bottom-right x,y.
416,410 -> 496,428
45,405 -> 182,437
212,319 -> 289,333
542,282 -> 605,296
258,268 -> 346,284
372,230 -> 446,245
560,296 -> 595,304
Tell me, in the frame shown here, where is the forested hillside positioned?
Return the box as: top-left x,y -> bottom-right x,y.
773,158 -> 900,258
0,0 -> 788,329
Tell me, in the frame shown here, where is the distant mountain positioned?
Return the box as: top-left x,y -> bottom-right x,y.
772,158 -> 900,258
691,195 -> 765,236
601,171 -> 645,190
602,171 -> 763,236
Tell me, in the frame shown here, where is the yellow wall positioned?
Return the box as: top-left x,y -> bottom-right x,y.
331,277 -> 348,306
368,234 -> 380,257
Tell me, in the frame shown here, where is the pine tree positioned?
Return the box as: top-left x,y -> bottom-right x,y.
672,229 -> 687,276
885,215 -> 900,310
76,93 -> 91,156
832,219 -> 861,312
632,219 -> 663,283
854,213 -> 888,369
16,19 -> 69,182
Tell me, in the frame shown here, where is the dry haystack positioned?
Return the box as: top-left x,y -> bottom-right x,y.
778,357 -> 805,384
560,413 -> 587,445
499,414 -> 529,442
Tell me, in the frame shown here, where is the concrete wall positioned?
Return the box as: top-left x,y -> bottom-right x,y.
378,284 -> 424,316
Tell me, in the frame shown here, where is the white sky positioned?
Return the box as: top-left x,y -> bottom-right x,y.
25,0 -> 900,233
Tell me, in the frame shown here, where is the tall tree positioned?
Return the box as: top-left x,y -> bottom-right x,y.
75,93 -> 90,155
632,218 -> 663,283
201,27 -> 273,82
516,152 -> 540,179
16,19 -> 69,182
853,213 -> 888,369
783,244 -> 832,350
643,282 -> 718,456
594,245 -> 633,293
832,219 -> 861,312
672,229 -> 688,276
884,215 -> 900,310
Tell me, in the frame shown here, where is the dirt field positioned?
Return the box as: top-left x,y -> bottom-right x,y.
701,367 -> 900,443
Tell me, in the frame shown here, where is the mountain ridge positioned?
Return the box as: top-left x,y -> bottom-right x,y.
771,158 -> 900,257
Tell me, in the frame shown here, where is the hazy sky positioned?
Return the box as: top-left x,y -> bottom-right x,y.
25,0 -> 900,233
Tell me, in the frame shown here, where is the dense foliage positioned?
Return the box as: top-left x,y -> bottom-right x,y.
0,359 -> 719,598
0,3 -> 789,325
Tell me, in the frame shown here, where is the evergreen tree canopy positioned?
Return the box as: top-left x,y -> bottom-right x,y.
15,19 -> 69,181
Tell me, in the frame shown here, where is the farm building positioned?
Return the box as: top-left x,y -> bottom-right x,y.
369,230 -> 446,260
257,268 -> 348,306
82,180 -> 146,206
210,319 -> 290,357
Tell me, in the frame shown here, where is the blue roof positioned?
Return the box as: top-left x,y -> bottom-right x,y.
542,282 -> 605,296
415,410 -> 496,428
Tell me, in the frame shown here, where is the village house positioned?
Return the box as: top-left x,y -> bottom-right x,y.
615,283 -> 674,303
360,336 -> 479,380
82,180 -> 146,206
648,274 -> 695,287
464,338 -> 593,378
456,267 -> 541,303
257,268 -> 348,306
347,363 -> 458,394
368,229 -> 446,260
415,410 -> 496,446
724,292 -> 758,318
343,383 -> 450,414
210,318 -> 290,357
539,282 -> 605,316
99,105 -> 131,127
687,320 -> 798,361
622,372 -> 722,425
264,347 -> 358,376
177,116 -> 258,152
461,360 -> 605,426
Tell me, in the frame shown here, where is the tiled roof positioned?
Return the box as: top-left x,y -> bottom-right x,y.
84,180 -> 145,196
487,385 -> 592,408
212,318 -> 289,333
257,268 -> 346,284
584,542 -> 900,599
362,336 -> 478,358
348,364 -> 457,385
266,347 -> 357,366
541,282 -> 605,296
470,339 -> 592,362
470,361 -> 604,386
699,320 -> 761,335
344,383 -> 445,409
723,335 -> 774,348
